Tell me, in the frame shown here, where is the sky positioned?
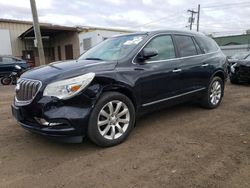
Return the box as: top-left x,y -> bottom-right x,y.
0,0 -> 250,36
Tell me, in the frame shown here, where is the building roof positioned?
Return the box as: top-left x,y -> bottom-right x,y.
0,18 -> 33,25
77,26 -> 134,33
1,18 -> 134,37
213,34 -> 250,46
19,25 -> 79,38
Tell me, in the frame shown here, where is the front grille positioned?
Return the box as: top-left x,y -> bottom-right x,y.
239,66 -> 250,75
15,79 -> 42,104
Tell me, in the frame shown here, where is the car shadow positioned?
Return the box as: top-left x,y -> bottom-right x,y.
23,101 -> 202,150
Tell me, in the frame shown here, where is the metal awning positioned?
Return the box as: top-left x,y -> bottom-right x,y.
19,24 -> 79,39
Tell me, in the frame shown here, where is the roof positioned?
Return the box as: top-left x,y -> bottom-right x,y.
213,34 -> 250,46
147,29 -> 205,36
1,18 -> 134,35
19,25 -> 79,38
0,18 -> 33,25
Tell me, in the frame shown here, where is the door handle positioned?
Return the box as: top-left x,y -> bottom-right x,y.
172,69 -> 182,73
201,63 -> 209,67
134,68 -> 144,71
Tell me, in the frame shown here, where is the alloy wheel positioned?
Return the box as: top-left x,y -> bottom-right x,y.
210,81 -> 222,105
97,100 -> 130,140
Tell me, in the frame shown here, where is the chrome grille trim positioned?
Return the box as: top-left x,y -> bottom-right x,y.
15,78 -> 42,106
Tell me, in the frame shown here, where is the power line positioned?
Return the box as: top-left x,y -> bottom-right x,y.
133,13 -> 187,28
132,1 -> 250,33
190,1 -> 250,9
202,2 -> 250,8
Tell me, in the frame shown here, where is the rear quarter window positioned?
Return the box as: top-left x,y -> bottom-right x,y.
196,35 -> 219,53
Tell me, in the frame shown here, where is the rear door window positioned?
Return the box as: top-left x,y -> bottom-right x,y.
174,35 -> 198,57
193,38 -> 202,54
144,35 -> 176,61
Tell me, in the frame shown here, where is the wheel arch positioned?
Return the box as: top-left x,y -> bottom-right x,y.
102,84 -> 138,110
211,70 -> 226,84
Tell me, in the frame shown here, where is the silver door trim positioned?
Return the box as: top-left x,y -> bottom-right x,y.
172,69 -> 182,73
142,87 -> 206,107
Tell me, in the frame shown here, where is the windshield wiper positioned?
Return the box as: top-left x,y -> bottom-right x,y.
85,58 -> 103,61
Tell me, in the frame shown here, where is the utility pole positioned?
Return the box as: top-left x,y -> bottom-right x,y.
187,9 -> 197,31
187,5 -> 201,32
197,4 -> 201,32
30,0 -> 45,66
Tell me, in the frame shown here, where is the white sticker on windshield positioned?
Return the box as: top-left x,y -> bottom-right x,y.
124,37 -> 143,45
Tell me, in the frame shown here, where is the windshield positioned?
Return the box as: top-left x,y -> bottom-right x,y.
231,52 -> 249,60
78,34 -> 146,61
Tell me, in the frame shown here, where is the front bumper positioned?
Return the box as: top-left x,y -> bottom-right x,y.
11,94 -> 95,143
231,65 -> 250,82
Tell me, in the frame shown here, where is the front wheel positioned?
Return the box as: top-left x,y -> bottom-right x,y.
201,76 -> 224,109
88,92 -> 135,147
1,76 -> 12,85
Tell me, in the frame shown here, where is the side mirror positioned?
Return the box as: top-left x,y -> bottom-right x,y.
142,48 -> 158,59
15,65 -> 22,70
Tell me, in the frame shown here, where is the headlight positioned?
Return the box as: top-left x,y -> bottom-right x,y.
43,73 -> 95,99
230,63 -> 237,73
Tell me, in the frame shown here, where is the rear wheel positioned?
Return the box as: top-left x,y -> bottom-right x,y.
201,76 -> 224,109
88,92 -> 135,147
1,77 -> 12,85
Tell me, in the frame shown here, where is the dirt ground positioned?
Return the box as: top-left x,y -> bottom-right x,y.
0,83 -> 249,188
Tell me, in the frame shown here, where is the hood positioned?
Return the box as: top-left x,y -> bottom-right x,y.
236,60 -> 250,67
228,59 -> 238,63
21,59 -> 117,83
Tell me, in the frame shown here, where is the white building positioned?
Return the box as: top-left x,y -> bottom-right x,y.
78,27 -> 132,54
0,19 -> 134,65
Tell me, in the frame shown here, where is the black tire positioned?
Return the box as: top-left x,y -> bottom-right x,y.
1,77 -> 12,85
201,76 -> 224,109
87,92 -> 135,147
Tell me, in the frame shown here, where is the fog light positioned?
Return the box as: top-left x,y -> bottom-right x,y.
35,118 -> 62,127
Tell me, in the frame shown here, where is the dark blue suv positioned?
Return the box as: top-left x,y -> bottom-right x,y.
11,30 -> 228,147
0,56 -> 29,77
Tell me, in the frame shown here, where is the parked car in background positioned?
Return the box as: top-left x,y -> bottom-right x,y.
229,52 -> 250,61
12,30 -> 227,147
229,54 -> 250,84
1,64 -> 28,85
227,52 -> 250,70
0,56 -> 29,77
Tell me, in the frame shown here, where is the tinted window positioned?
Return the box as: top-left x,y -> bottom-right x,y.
174,35 -> 198,57
2,57 -> 15,64
196,35 -> 219,53
144,35 -> 176,61
193,39 -> 202,54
